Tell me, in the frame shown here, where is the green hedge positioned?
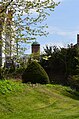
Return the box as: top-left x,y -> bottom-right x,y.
22,61 -> 50,84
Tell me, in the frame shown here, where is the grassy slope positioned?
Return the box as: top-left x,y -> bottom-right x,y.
0,80 -> 79,119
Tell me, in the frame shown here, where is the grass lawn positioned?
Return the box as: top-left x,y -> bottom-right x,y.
0,80 -> 79,119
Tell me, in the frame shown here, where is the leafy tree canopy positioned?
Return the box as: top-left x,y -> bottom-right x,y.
0,0 -> 59,56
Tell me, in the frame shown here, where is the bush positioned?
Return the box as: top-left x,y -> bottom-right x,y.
13,67 -> 26,79
0,80 -> 24,94
22,61 -> 50,84
0,68 -> 4,80
69,75 -> 79,91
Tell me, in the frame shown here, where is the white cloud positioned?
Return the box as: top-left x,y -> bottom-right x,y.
47,26 -> 79,38
54,0 -> 63,2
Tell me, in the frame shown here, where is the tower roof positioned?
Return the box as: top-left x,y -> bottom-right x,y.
32,41 -> 40,45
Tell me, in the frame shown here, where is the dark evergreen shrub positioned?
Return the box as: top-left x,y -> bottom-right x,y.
69,75 -> 79,91
0,69 -> 2,80
22,61 -> 50,84
0,68 -> 4,80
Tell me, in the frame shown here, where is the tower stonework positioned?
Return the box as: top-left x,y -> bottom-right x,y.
32,41 -> 40,54
31,41 -> 40,60
77,34 -> 79,45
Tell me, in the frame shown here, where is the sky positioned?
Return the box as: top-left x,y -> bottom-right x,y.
25,0 -> 79,54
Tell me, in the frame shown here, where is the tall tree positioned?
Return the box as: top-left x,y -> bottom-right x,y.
0,0 -> 59,66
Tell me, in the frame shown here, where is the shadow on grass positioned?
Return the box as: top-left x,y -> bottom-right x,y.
62,88 -> 79,100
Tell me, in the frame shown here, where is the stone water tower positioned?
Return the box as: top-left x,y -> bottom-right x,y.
31,41 -> 40,60
77,34 -> 79,45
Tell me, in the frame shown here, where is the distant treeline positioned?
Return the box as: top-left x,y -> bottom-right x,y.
40,44 -> 79,90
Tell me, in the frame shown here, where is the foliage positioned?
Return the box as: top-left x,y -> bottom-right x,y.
4,59 -> 15,73
13,66 -> 26,79
0,0 -> 59,59
22,61 -> 50,84
31,51 -> 40,60
0,80 -> 24,94
69,75 -> 79,91
43,45 -> 53,56
40,45 -> 79,85
1,65 -> 15,79
40,45 -> 66,84
2,66 -> 26,79
0,68 -> 4,80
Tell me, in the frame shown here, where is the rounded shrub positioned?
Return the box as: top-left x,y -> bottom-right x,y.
22,61 -> 50,84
